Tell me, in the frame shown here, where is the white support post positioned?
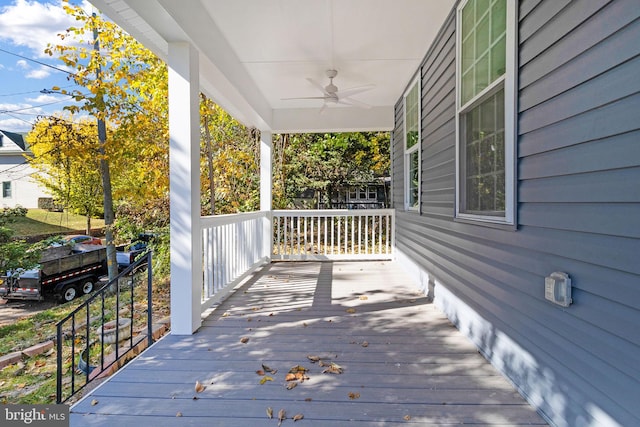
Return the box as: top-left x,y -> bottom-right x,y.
168,42 -> 201,335
260,131 -> 273,260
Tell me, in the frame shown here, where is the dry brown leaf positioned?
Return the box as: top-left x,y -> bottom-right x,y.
359,295 -> 368,300
195,380 -> 205,393
303,322 -> 308,327
304,397 -> 312,402
307,355 -> 320,363
285,373 -> 297,381
256,370 -> 265,376
348,392 -> 360,400
289,365 -> 308,373
361,341 -> 369,348
259,376 -> 274,385
262,364 -> 277,374
240,336 -> 250,343
293,413 -> 304,421
346,308 -> 356,314
295,372 -> 309,381
322,362 -> 343,374
16,383 -> 26,389
266,407 -> 273,419
286,381 -> 297,390
35,359 -> 47,368
403,414 -> 411,421
278,408 -> 286,426
176,412 -> 182,417
221,312 -> 230,317
90,399 -> 99,406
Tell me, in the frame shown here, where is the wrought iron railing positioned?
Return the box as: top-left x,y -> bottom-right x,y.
56,252 -> 153,403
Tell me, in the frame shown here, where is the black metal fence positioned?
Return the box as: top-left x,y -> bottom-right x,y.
56,252 -> 153,403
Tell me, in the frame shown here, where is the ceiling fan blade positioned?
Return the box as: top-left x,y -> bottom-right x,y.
339,97 -> 372,109
336,84 -> 375,98
318,102 -> 328,115
281,96 -> 327,100
306,77 -> 327,93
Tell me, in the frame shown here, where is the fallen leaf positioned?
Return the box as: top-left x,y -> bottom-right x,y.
278,409 -> 286,426
256,370 -> 265,376
16,383 -> 26,389
293,413 -> 304,421
259,376 -> 274,385
359,295 -> 368,300
176,412 -> 182,417
266,407 -> 273,419
303,322 -> 308,327
269,313 -> 275,317
240,337 -> 250,344
346,308 -> 356,314
289,365 -> 308,373
348,392 -> 360,400
285,373 -> 297,381
322,362 -> 343,374
35,359 -> 47,368
295,372 -> 309,381
195,381 -> 205,393
307,355 -> 320,363
221,312 -> 230,317
404,415 -> 411,421
361,341 -> 369,348
90,399 -> 98,406
286,381 -> 297,390
192,396 -> 199,400
304,397 -> 312,402
262,364 -> 277,374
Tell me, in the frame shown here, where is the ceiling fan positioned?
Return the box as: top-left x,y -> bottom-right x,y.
282,69 -> 375,113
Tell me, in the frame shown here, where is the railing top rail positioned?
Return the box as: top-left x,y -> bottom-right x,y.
273,208 -> 395,217
200,210 -> 268,228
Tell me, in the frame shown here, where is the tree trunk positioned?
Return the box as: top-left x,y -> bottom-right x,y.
201,96 -> 216,215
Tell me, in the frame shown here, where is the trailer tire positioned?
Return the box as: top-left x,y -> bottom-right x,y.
59,284 -> 77,302
80,279 -> 94,295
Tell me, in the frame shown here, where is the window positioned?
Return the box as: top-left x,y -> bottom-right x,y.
368,186 -> 377,200
2,182 -> 11,198
404,77 -> 420,211
456,0 -> 516,224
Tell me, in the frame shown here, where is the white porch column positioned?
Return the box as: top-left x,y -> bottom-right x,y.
260,131 -> 273,259
168,42 -> 201,335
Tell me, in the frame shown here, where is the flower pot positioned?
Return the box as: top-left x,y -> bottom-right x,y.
78,348 -> 95,375
96,318 -> 132,344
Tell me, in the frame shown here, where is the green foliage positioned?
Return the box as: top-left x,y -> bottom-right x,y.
0,208 -> 41,276
272,132 -> 390,208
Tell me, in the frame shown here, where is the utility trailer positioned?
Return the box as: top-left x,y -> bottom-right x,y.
0,245 -> 107,302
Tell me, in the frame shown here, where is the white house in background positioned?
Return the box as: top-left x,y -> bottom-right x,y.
0,129 -> 51,208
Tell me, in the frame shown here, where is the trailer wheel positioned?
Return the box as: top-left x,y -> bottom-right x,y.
59,284 -> 77,302
80,279 -> 94,295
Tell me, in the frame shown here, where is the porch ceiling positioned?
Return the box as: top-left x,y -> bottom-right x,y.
89,0 -> 455,133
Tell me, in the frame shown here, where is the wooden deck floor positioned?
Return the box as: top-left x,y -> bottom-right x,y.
71,261 -> 548,426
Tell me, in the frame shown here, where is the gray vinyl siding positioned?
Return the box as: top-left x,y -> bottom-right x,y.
391,1 -> 640,426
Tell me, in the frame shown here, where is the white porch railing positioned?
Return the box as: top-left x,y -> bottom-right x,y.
200,211 -> 270,311
199,209 -> 395,313
272,209 -> 395,260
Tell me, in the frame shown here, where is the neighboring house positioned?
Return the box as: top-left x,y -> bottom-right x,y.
0,129 -> 51,208
89,1 -> 640,426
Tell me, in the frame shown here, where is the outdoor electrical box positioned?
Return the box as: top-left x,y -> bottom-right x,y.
545,272 -> 572,307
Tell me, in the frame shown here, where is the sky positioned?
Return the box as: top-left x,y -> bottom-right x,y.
0,0 -> 92,133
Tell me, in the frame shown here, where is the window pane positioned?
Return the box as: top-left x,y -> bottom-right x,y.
409,151 -> 419,208
462,88 -> 505,215
460,0 -> 505,105
405,82 -> 419,149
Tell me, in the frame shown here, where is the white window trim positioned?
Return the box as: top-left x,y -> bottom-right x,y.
455,0 -> 518,226
404,75 -> 421,212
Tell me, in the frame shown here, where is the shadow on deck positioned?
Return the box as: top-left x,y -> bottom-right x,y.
70,261 -> 548,426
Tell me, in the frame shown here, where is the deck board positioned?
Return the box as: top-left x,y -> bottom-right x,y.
71,261 -> 548,426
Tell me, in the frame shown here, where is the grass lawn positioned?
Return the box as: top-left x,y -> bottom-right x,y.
11,209 -> 105,238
